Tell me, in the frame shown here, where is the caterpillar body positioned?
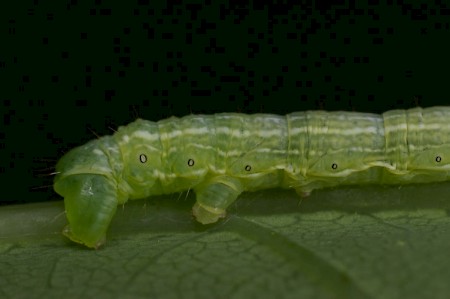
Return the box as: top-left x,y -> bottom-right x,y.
54,106 -> 450,248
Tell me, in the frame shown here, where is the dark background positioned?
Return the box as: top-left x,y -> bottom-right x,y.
1,1 -> 450,204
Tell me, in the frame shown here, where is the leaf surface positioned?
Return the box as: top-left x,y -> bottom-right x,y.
2,183 -> 450,299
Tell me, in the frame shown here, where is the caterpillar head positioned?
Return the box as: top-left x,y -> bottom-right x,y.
54,137 -> 126,248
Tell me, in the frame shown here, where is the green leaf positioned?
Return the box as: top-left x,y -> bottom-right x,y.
2,183 -> 450,299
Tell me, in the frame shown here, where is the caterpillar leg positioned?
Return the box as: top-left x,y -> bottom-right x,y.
192,177 -> 243,224
54,174 -> 118,249
295,188 -> 312,198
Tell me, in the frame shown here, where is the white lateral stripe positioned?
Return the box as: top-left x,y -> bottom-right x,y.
132,130 -> 159,141
290,126 -> 379,136
384,123 -> 407,132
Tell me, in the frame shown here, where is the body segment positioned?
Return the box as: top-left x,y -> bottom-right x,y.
54,106 -> 450,248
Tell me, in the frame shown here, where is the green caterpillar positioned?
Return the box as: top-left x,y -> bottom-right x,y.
54,106 -> 450,248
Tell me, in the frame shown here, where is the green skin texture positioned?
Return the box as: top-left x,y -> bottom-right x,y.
54,107 -> 450,248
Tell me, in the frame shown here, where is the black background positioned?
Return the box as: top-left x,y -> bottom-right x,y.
1,1 -> 450,204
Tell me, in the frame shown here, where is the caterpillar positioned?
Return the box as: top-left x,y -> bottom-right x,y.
54,106 -> 450,248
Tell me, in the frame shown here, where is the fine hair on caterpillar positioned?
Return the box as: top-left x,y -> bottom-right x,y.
30,158 -> 60,192
54,106 -> 450,248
